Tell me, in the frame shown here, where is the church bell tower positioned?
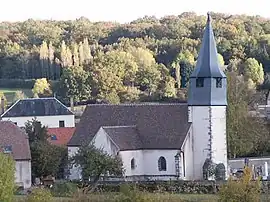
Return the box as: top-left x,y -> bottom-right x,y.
188,13 -> 228,179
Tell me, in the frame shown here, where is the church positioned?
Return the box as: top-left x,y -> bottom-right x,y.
67,13 -> 228,181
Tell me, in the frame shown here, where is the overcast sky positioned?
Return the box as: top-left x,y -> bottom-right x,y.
1,0 -> 269,22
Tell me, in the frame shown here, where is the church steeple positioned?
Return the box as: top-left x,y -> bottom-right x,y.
188,13 -> 227,106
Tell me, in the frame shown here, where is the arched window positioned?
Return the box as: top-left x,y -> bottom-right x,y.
131,158 -> 135,170
158,156 -> 167,171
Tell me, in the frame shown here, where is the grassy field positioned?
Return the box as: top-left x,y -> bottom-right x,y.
14,193 -> 270,202
0,88 -> 33,104
15,194 -> 219,202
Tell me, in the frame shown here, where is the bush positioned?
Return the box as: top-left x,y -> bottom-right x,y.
218,166 -> 261,202
51,181 -> 77,197
0,152 -> 16,202
26,187 -> 53,202
114,184 -> 155,202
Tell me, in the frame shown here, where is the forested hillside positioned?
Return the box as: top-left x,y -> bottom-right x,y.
0,12 -> 270,104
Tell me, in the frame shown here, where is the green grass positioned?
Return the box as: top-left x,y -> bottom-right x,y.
14,193 -> 270,202
14,194 -> 218,202
0,88 -> 33,104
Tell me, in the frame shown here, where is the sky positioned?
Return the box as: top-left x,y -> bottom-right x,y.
1,0 -> 269,23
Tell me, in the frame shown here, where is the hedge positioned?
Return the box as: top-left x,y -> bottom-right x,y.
68,180 -> 270,194
73,180 -> 219,194
0,79 -> 59,90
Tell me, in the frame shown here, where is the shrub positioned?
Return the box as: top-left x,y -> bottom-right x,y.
51,181 -> 77,197
26,187 -> 53,202
218,166 -> 261,202
114,184 -> 155,202
0,152 -> 16,202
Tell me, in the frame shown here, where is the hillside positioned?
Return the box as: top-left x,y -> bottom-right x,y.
0,12 -> 270,104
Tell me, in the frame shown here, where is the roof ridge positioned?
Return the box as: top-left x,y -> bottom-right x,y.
102,125 -> 137,129
87,103 -> 187,106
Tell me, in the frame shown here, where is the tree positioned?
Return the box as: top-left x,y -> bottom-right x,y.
39,41 -> 49,78
48,42 -> 55,80
58,66 -> 91,102
243,58 -> 264,85
31,142 -> 65,178
219,166 -> 261,202
13,90 -> 25,102
0,152 -> 15,202
70,144 -> 123,187
227,72 -> 269,158
0,91 -> 7,109
25,119 -> 66,179
32,78 -> 52,97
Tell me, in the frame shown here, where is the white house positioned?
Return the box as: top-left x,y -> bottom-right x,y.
68,13 -> 228,181
0,121 -> 31,189
1,97 -> 75,128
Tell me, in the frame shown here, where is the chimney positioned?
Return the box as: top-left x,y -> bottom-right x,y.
70,96 -> 74,112
1,97 -> 4,115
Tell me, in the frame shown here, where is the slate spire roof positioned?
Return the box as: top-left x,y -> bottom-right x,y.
190,12 -> 226,78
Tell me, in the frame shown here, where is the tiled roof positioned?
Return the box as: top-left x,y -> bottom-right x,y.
0,121 -> 31,160
47,127 -> 75,146
68,103 -> 191,150
102,126 -> 143,150
1,97 -> 73,118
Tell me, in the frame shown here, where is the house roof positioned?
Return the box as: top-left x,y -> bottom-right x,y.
1,97 -> 73,118
68,103 -> 191,150
47,127 -> 75,146
190,13 -> 226,78
102,126 -> 143,150
0,121 -> 31,160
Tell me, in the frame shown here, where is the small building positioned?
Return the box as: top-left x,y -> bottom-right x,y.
47,127 -> 75,146
0,121 -> 31,189
1,97 -> 75,128
68,13 -> 228,181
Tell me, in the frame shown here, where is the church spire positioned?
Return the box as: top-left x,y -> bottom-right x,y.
188,13 -> 227,106
190,12 -> 225,78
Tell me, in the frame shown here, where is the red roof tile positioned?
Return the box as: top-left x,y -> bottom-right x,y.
47,127 -> 75,146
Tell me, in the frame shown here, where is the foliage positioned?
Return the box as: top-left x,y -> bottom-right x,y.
13,90 -> 25,101
32,78 -> 52,97
58,66 -> 91,102
226,72 -> 270,158
31,142 -> 65,178
0,91 -> 7,108
70,144 -> 123,186
0,152 -> 16,202
218,166 -> 261,202
243,58 -> 264,85
114,184 -> 156,202
25,119 -> 67,179
51,181 -> 78,197
26,187 -> 53,202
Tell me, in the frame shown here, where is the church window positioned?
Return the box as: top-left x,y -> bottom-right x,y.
131,158 -> 135,170
216,78 -> 222,88
196,78 -> 204,87
158,156 -> 167,171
